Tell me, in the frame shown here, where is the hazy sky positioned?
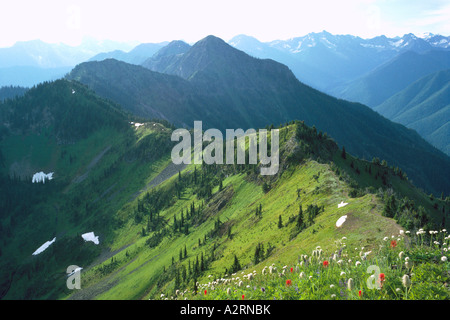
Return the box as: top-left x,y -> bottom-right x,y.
1,0 -> 449,47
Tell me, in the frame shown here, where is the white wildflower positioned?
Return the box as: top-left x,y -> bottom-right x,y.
347,278 -> 354,290
402,275 -> 411,288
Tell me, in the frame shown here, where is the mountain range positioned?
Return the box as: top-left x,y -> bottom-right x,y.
229,31 -> 450,92
0,38 -> 137,87
88,42 -> 168,65
68,35 -> 450,196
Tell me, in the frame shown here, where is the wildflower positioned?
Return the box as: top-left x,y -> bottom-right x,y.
299,272 -> 305,279
441,256 -> 448,262
358,290 -> 362,297
269,266 -> 273,274
405,261 -> 412,269
390,240 -> 397,248
399,230 -> 404,235
399,251 -> 404,259
226,288 -> 231,295
379,273 -> 385,287
204,290 -> 207,295
238,281 -> 243,287
175,290 -> 180,296
323,260 -> 329,267
330,284 -> 335,289
340,271 -> 346,277
383,237 -> 388,241
286,279 -> 292,286
347,278 -> 354,290
261,287 -> 265,293
290,267 -> 294,273
355,261 -> 361,267
395,288 -> 401,293
331,294 -> 336,299
248,273 -> 254,281
242,294 -> 245,300
402,275 -> 411,288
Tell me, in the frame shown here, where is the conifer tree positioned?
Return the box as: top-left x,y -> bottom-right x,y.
341,146 -> 346,159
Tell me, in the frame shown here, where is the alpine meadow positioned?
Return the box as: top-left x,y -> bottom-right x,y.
0,1 -> 449,311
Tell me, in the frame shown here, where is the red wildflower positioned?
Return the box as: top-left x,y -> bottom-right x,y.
323,260 -> 329,267
204,290 -> 207,295
358,290 -> 362,297
286,279 -> 292,286
290,267 -> 294,273
242,294 -> 245,300
379,273 -> 386,288
390,240 -> 397,248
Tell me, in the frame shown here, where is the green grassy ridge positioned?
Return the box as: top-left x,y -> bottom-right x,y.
58,122 -> 448,300
1,114 -> 446,300
66,159 -> 399,300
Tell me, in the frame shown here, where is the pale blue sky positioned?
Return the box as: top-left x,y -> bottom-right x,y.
0,0 -> 449,47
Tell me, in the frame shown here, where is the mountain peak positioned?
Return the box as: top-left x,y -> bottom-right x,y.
195,35 -> 229,48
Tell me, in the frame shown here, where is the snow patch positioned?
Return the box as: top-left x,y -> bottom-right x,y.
336,215 -> 347,228
338,201 -> 348,208
32,237 -> 56,255
389,39 -> 404,48
81,232 -> 99,245
130,122 -> 144,128
32,172 -> 54,183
